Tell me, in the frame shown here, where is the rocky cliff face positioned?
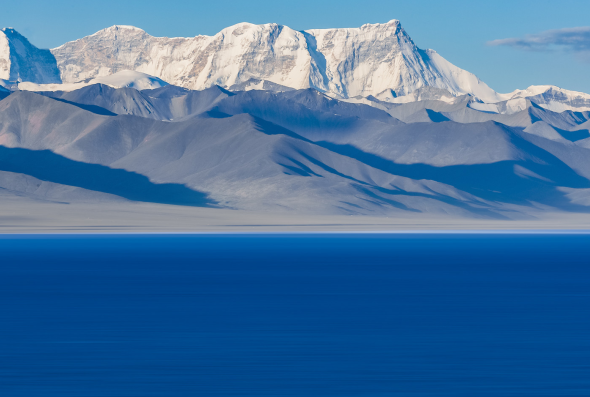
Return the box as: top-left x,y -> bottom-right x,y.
305,21 -> 499,101
51,24 -> 314,94
0,28 -> 61,84
3,20 -> 590,111
48,21 -> 499,100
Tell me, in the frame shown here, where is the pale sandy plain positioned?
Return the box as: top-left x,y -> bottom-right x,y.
1,196 -> 590,233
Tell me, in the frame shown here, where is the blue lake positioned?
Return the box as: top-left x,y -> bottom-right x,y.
1,233 -> 589,396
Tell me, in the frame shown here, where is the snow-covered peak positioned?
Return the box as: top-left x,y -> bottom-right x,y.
4,20 -> 501,100
303,20 -> 500,101
0,30 -> 9,79
51,21 -> 314,91
87,25 -> 147,38
52,24 -> 152,52
307,19 -> 402,35
4,20 -> 590,111
497,85 -> 590,113
363,19 -> 401,27
18,70 -> 168,92
501,85 -> 590,100
106,25 -> 145,31
0,27 -> 61,83
91,25 -> 147,35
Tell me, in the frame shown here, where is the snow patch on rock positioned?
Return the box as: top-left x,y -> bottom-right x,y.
18,70 -> 168,92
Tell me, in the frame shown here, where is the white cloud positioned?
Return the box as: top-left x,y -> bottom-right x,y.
488,27 -> 590,60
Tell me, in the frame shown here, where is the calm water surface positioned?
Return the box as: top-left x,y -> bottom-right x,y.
1,233 -> 589,396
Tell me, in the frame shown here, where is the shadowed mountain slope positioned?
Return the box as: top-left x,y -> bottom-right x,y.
383,98 -> 590,129
39,84 -> 163,119
0,28 -> 61,84
2,90 -> 590,217
0,146 -> 213,206
36,84 -> 233,121
204,89 -> 402,142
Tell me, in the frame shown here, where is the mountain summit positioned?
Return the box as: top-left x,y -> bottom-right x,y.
51,20 -> 500,101
2,21 -> 590,112
1,21 -> 498,101
0,28 -> 61,84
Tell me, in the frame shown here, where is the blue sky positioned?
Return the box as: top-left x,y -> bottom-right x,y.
3,0 -> 589,94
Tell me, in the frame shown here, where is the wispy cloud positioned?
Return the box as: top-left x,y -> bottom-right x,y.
488,27 -> 590,60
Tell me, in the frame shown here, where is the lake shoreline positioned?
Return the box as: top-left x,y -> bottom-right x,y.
2,197 -> 590,233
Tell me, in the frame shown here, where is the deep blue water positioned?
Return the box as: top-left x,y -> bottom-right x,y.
1,233 -> 590,396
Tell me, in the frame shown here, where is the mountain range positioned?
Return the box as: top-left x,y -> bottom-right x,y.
1,21 -> 590,219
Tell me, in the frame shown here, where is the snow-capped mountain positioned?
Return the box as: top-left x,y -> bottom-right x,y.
49,21 -> 500,101
498,86 -> 590,113
0,21 -> 501,101
2,20 -> 590,112
0,28 -> 61,84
